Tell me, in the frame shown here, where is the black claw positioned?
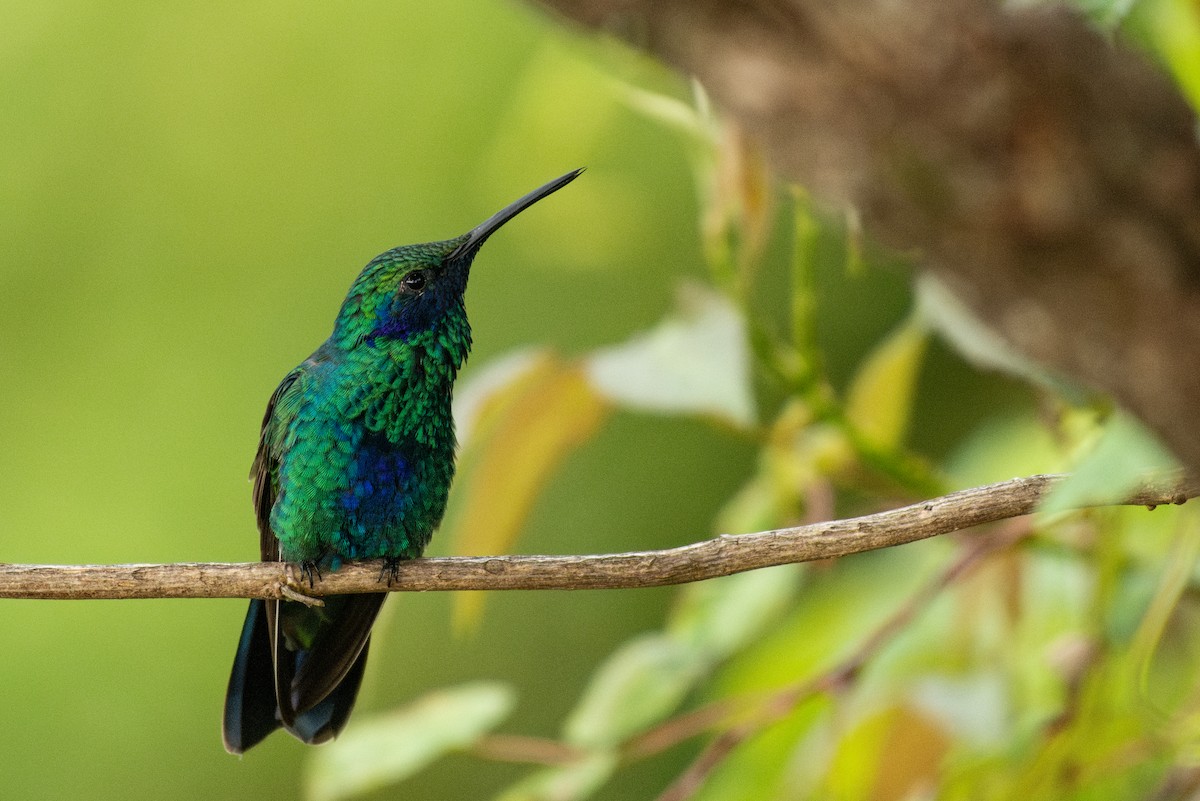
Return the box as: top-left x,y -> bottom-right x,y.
379,557 -> 403,587
299,560 -> 324,588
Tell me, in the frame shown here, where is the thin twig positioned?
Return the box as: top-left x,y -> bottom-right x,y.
623,700 -> 741,761
468,734 -> 586,766
0,474 -> 1192,600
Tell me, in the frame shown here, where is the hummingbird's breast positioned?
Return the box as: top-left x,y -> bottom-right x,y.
270,337 -> 460,563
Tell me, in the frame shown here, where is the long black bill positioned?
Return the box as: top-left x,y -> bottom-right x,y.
447,168 -> 584,261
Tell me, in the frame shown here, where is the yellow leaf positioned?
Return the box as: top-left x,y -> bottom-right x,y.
824,705 -> 950,801
845,317 -> 928,451
872,706 -> 951,801
445,358 -> 610,631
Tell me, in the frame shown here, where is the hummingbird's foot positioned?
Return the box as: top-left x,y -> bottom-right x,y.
279,563 -> 326,607
279,583 -> 325,607
299,560 -> 324,588
379,557 -> 404,587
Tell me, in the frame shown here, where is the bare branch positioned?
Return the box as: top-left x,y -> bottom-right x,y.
0,474 -> 1192,601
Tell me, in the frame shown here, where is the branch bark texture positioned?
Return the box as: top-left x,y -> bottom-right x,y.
0,474 -> 1192,601
534,0 -> 1200,474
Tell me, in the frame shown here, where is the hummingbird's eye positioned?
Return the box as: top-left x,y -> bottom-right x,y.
401,270 -> 427,294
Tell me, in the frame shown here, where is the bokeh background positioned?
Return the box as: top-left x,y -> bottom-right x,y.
2,2 -> 1195,800
0,3 -> 760,798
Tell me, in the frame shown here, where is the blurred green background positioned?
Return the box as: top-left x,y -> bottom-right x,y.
0,2 -> 752,797
5,1 -> 1181,799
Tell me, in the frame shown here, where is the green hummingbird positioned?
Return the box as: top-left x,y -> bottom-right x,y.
222,169 -> 583,753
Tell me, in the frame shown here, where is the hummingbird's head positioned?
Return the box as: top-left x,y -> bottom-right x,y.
332,168 -> 582,350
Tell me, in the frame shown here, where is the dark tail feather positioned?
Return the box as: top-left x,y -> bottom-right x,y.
288,593 -> 386,713
224,592 -> 386,752
223,599 -> 282,754
285,638 -> 372,745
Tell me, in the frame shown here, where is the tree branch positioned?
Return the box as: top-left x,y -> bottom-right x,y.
0,475 -> 1192,601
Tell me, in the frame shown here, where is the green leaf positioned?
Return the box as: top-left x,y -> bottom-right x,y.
585,283 -> 756,427
714,474 -> 791,536
712,542 -> 949,698
493,753 -> 618,801
915,273 -> 1086,401
714,401 -> 854,537
1039,410 -> 1179,516
305,682 -> 516,801
563,634 -> 708,749
1136,0 -> 1200,110
844,314 -> 929,451
692,697 -> 832,801
943,412 -> 1064,489
667,565 -> 803,661
607,79 -> 713,144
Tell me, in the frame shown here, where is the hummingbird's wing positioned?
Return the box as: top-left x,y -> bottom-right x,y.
251,369 -> 303,562
227,361 -> 386,750
223,368 -> 304,753
227,366 -> 373,750
244,365 -> 385,741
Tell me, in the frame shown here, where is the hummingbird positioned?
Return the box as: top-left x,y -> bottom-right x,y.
222,169 -> 583,754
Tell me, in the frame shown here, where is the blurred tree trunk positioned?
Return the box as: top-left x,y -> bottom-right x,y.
535,0 -> 1200,474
